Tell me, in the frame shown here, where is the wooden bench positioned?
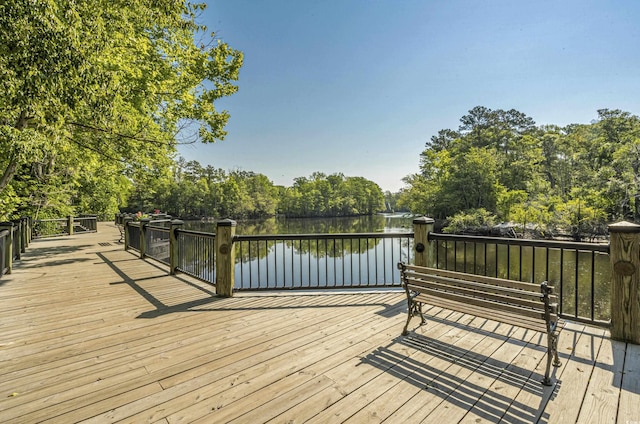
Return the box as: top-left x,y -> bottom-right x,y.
397,262 -> 563,386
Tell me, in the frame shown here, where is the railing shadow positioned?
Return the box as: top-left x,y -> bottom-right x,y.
96,251 -> 407,319
361,330 -> 561,423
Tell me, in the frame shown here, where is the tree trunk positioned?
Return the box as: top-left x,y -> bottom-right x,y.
0,153 -> 19,194
0,111 -> 30,195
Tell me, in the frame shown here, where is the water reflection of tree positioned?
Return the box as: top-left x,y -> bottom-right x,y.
177,234 -> 216,282
234,233 -> 414,265
185,215 -> 415,236
235,237 -> 386,263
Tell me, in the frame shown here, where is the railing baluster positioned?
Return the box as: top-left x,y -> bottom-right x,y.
575,248 -> 580,319
591,250 -> 596,322
428,232 -> 609,326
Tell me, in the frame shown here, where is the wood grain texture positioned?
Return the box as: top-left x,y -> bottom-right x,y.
0,223 -> 633,423
609,223 -> 640,343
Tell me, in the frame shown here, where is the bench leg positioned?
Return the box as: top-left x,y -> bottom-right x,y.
402,300 -> 425,336
542,331 -> 561,386
552,331 -> 561,367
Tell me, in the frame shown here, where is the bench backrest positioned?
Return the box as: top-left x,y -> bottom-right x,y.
398,263 -> 559,324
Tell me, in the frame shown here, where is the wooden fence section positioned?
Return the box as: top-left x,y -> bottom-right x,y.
0,224 -> 638,423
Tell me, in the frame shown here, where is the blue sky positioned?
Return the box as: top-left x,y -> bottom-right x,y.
177,0 -> 640,192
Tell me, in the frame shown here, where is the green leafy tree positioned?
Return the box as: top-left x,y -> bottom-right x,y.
278,173 -> 384,218
0,1 -> 242,219
402,106 -> 640,236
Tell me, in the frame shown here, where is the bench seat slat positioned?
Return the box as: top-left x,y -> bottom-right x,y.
404,264 -> 550,293
404,275 -> 546,310
414,294 -> 551,333
406,282 -> 552,322
404,270 -> 551,303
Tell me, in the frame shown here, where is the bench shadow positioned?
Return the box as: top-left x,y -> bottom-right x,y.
361,328 -> 561,423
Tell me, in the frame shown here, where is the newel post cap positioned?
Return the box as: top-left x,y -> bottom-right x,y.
608,221 -> 640,233
413,216 -> 435,225
217,219 -> 237,227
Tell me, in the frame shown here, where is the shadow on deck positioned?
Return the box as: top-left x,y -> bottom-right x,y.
0,223 -> 637,423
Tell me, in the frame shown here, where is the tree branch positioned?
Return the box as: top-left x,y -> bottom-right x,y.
67,121 -> 172,145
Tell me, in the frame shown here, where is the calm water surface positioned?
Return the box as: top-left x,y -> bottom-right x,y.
184,214 -> 415,235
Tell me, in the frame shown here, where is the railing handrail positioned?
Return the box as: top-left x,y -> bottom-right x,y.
147,225 -> 170,233
176,228 -> 216,238
429,232 -> 610,252
148,219 -> 172,225
427,229 -> 612,327
235,231 -> 413,242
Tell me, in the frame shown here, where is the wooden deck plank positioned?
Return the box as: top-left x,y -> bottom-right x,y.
329,315 -> 490,423
153,294 -> 401,386
498,321 -> 584,424
314,318 -> 532,423
458,335 -> 547,423
539,325 -> 607,423
618,342 -> 640,424
136,298 -> 403,423
413,327 -> 535,422
576,337 -> 625,424
0,295 -> 337,400
81,295 -> 404,423
236,308 -> 470,424
0,294 -> 272,379
0,223 -> 635,423
375,319 -> 524,423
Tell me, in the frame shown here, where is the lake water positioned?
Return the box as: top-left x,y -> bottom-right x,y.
183,213 -> 416,235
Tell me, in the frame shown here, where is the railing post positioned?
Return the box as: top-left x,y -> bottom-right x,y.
11,220 -> 21,261
123,217 -> 133,250
216,219 -> 236,297
608,221 -> 640,344
67,215 -> 74,236
20,217 -> 27,251
139,218 -> 151,258
169,219 -> 184,275
413,216 -> 435,267
0,222 -> 14,274
26,217 -> 31,245
20,216 -> 29,253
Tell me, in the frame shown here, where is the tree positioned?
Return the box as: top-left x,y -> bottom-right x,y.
402,106 -> 640,236
278,173 -> 384,218
0,1 -> 243,219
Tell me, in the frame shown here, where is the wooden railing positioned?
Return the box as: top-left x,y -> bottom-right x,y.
0,215 -> 99,280
122,218 -> 414,292
0,217 -> 30,277
122,216 -> 640,344
32,215 -> 98,238
413,217 -> 640,344
426,232 -> 610,325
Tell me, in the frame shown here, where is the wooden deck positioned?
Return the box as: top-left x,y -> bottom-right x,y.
0,224 -> 638,423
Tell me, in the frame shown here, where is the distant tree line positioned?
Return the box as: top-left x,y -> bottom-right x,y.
125,160 -> 385,219
399,106 -> 640,238
279,172 -> 384,217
